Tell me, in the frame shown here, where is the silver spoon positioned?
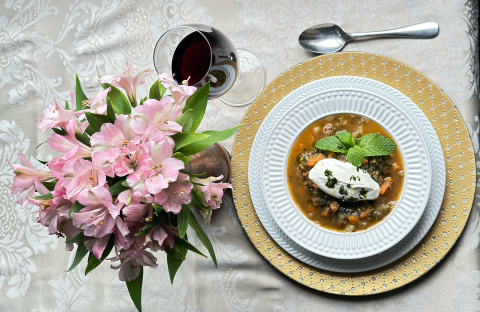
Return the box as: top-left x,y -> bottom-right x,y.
299,22 -> 439,54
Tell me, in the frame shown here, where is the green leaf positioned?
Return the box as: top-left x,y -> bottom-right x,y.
109,180 -> 130,195
181,82 -> 210,133
172,152 -> 190,165
180,170 -> 206,178
65,232 -> 84,244
107,85 -> 131,115
97,68 -> 109,90
167,253 -> 185,284
152,204 -> 164,214
106,99 -> 116,122
149,80 -> 166,100
126,267 -> 143,312
165,244 -> 187,261
175,109 -> 194,130
85,125 -> 95,136
32,193 -> 53,200
35,141 -> 48,149
75,74 -> 89,111
177,205 -> 190,238
175,238 -> 207,258
67,242 -> 88,272
177,124 -> 242,156
85,112 -> 111,134
315,136 -> 349,153
68,201 -> 85,218
171,132 -> 210,151
139,97 -> 147,106
356,133 -> 397,156
188,209 -> 217,267
346,145 -> 365,167
190,187 -> 210,219
335,131 -> 355,148
75,132 -> 91,147
42,180 -> 57,191
85,235 -> 115,275
52,128 -> 67,135
65,100 -> 70,110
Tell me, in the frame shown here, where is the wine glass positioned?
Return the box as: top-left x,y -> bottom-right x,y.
153,24 -> 266,106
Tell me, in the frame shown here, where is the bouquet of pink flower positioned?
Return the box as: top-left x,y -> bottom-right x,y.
9,64 -> 240,311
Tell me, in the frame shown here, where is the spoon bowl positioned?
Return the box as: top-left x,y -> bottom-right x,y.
299,22 -> 439,54
299,23 -> 351,54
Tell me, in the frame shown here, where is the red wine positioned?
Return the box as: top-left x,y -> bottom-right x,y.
171,26 -> 238,98
172,38 -> 211,85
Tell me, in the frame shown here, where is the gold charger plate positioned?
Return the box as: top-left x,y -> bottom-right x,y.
231,52 -> 476,295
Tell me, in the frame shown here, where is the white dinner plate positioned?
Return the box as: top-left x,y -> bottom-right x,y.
249,76 -> 445,270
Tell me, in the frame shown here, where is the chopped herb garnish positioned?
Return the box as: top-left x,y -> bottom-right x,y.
350,175 -> 357,182
347,184 -> 351,188
359,188 -> 368,198
339,186 -> 348,196
324,170 -> 338,189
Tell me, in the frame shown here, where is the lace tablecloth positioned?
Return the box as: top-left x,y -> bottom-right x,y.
0,0 -> 478,311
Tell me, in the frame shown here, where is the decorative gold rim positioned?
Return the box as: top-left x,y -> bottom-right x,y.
231,52 -> 476,295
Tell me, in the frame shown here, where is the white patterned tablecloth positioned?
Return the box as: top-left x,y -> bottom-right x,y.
0,0 -> 479,311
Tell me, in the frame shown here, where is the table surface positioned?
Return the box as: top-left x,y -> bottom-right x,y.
0,0 -> 479,311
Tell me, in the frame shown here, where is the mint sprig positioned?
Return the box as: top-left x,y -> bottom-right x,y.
356,133 -> 396,156
315,131 -> 396,167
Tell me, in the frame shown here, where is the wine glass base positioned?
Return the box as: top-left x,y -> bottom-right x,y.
220,49 -> 266,107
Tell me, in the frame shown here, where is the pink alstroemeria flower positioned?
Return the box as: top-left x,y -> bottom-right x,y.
154,173 -> 193,214
193,175 -> 231,223
31,181 -> 57,234
48,132 -> 92,160
158,73 -> 196,105
98,63 -> 153,105
36,95 -> 77,132
84,217 -> 129,259
62,159 -> 107,202
72,186 -> 122,238
146,222 -> 178,251
85,87 -> 111,115
127,140 -> 184,196
9,152 -> 51,207
91,115 -> 140,152
130,97 -> 183,142
118,189 -> 152,222
110,249 -> 158,282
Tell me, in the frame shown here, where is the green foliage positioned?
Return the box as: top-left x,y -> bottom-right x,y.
75,74 -> 89,111
85,235 -> 115,275
67,242 -> 88,272
181,82 -> 210,133
149,80 -> 167,100
68,201 -> 85,218
177,124 -> 242,156
188,209 -> 217,267
126,267 -> 144,312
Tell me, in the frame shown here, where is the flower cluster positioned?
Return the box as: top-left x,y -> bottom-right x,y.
9,64 -> 237,310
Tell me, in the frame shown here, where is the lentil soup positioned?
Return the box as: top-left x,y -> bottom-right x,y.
286,114 -> 405,233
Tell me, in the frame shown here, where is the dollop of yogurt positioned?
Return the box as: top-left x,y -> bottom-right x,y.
308,158 -> 380,201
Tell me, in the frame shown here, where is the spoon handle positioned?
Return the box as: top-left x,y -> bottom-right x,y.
349,22 -> 439,40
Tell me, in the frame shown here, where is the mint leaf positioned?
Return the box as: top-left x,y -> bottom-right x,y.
357,133 -> 396,156
347,145 -> 365,167
335,131 -> 355,148
315,136 -> 349,153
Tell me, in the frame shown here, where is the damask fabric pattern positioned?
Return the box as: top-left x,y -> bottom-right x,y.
0,0 -> 478,311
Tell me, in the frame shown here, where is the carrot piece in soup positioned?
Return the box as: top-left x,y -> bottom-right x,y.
307,153 -> 326,167
348,214 -> 360,225
380,177 -> 392,195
